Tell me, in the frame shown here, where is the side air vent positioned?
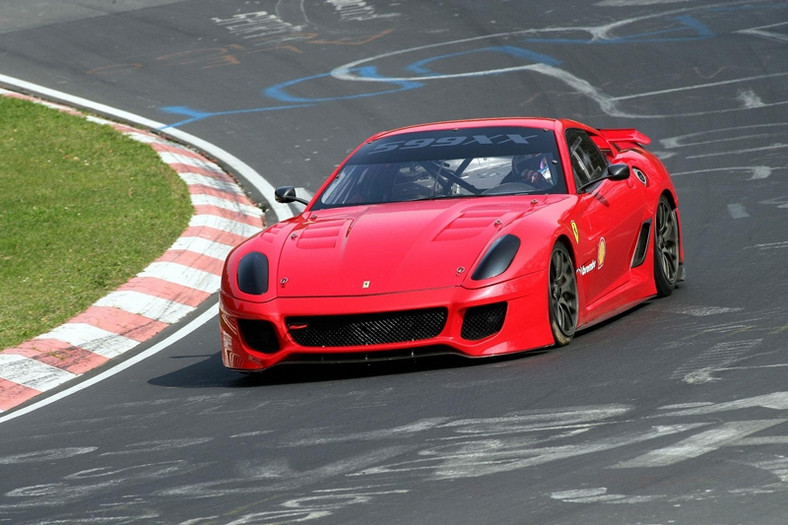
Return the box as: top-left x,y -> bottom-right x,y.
633,168 -> 648,186
631,219 -> 652,268
461,302 -> 507,340
238,319 -> 280,354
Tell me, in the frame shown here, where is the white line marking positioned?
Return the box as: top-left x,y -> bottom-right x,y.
736,21 -> 788,43
751,241 -> 788,250
35,323 -> 139,358
612,72 -> 788,101
189,194 -> 263,216
138,262 -> 220,293
758,196 -> 788,209
0,447 -> 98,464
156,151 -> 225,172
687,143 -> 786,159
671,339 -> 763,384
613,419 -> 787,468
737,89 -> 766,108
748,166 -> 774,180
179,172 -> 246,193
719,363 -> 788,371
0,354 -> 76,391
120,130 -> 170,145
188,214 -> 261,238
727,203 -> 750,219
328,15 -> 788,119
0,305 -> 218,424
656,391 -> 788,417
94,290 -> 196,324
670,166 -> 781,179
661,305 -> 743,316
169,236 -> 236,260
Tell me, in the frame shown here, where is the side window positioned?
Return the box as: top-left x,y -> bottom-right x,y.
566,129 -> 608,190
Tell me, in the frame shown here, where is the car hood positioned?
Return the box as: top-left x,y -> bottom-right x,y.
262,196 -> 570,298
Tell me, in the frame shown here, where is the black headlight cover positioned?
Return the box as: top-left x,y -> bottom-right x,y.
237,251 -> 269,295
471,235 -> 521,281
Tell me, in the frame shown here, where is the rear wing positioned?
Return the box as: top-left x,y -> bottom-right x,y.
598,128 -> 651,149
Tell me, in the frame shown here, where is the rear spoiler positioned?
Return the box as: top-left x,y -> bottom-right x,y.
598,128 -> 651,148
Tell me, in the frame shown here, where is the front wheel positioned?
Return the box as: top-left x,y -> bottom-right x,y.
549,243 -> 578,346
654,196 -> 680,297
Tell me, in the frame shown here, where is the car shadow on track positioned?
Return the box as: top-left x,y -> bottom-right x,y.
147,300 -> 659,390
148,349 -> 547,389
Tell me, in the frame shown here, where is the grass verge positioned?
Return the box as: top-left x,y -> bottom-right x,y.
0,95 -> 193,349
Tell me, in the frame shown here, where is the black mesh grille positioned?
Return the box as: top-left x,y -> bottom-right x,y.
238,319 -> 280,354
286,307 -> 448,347
461,302 -> 507,340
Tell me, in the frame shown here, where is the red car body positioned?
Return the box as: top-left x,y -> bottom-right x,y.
220,118 -> 684,371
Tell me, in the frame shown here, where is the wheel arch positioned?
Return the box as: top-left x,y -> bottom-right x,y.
554,234 -> 576,263
660,188 -> 677,209
554,232 -> 588,319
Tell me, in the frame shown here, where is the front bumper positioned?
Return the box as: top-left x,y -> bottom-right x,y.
219,273 -> 553,371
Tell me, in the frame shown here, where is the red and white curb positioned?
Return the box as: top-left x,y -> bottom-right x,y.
0,91 -> 265,412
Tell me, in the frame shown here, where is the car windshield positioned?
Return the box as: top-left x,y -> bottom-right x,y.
312,126 -> 566,210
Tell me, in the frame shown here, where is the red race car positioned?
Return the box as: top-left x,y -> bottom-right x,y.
220,117 -> 684,371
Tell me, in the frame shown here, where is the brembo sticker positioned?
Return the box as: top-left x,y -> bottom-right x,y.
577,260 -> 596,276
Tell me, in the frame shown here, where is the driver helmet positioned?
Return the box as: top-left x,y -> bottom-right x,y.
512,153 -> 553,189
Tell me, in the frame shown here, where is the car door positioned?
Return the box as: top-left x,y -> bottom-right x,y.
566,129 -> 647,307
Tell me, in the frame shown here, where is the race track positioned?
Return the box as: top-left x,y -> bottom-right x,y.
0,1 -> 786,524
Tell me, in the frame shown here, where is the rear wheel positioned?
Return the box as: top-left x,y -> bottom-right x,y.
549,243 -> 578,346
654,196 -> 680,297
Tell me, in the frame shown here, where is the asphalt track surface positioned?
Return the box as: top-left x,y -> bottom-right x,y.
0,1 -> 786,524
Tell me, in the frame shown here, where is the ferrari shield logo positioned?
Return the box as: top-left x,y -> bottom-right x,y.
571,221 -> 579,244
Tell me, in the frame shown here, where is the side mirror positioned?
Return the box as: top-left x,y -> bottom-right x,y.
274,186 -> 309,205
607,163 -> 630,181
577,164 -> 630,193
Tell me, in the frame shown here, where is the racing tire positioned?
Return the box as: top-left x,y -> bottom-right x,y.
654,195 -> 680,297
548,243 -> 578,346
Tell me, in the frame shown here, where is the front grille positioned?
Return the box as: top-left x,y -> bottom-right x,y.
461,302 -> 507,340
238,319 -> 280,354
286,307 -> 448,347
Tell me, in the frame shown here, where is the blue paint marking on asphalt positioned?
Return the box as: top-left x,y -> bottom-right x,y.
405,46 -> 561,76
159,46 -> 558,129
159,67 -> 421,129
263,66 -> 423,103
158,103 -> 316,129
157,4 -> 782,130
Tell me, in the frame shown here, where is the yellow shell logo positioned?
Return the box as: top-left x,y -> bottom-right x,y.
597,237 -> 607,268
571,221 -> 579,244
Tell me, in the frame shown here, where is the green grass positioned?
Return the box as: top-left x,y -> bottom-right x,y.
0,96 -> 193,349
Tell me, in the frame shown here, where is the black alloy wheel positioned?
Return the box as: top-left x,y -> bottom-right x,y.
549,243 -> 578,346
654,195 -> 680,297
